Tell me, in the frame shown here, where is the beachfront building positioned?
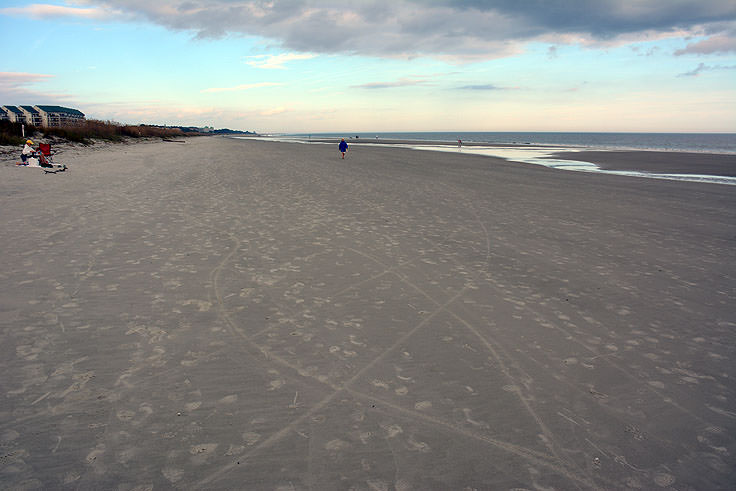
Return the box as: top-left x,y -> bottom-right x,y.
35,106 -> 85,127
0,105 -> 85,127
1,106 -> 26,123
20,106 -> 43,127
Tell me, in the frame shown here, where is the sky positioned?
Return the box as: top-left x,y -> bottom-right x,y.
1,1 -> 735,133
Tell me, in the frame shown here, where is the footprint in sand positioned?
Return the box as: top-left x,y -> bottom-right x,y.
184,401 -> 202,412
381,423 -> 403,438
654,472 -> 675,487
325,439 -> 351,451
406,435 -> 431,453
162,467 -> 184,483
242,431 -> 261,446
395,386 -> 408,396
218,394 -> 238,404
414,400 -> 432,411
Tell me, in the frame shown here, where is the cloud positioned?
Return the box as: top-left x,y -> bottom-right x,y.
7,1 -> 736,60
352,77 -> 433,89
259,107 -> 288,116
631,45 -> 661,57
0,72 -> 54,87
79,100 -> 231,126
455,84 -> 507,90
428,1 -> 736,36
0,72 -> 73,101
245,53 -> 316,69
201,82 -> 283,93
678,62 -> 736,77
0,3 -> 115,20
675,34 -> 736,55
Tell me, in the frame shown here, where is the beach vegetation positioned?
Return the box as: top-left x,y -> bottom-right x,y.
41,120 -> 191,144
0,119 -> 196,146
0,120 -> 29,146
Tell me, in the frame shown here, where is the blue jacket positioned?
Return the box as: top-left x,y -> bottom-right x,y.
339,140 -> 348,152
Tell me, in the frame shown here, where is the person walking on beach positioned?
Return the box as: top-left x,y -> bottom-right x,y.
339,138 -> 348,159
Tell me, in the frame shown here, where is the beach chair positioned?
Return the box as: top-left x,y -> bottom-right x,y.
37,143 -> 67,173
38,143 -> 54,165
16,143 -> 67,173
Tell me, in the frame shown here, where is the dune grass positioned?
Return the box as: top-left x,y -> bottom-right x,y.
1,119 -> 195,146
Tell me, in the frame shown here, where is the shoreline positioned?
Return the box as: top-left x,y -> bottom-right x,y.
236,135 -> 736,182
5,134 -> 734,180
273,131 -> 736,155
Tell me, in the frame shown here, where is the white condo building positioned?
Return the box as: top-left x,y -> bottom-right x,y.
0,105 -> 85,127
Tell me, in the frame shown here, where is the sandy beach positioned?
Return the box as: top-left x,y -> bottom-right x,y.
1,136 -> 735,490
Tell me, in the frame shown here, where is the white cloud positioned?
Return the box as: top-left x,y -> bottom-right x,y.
352,77 -> 433,89
675,34 -> 736,55
259,107 -> 288,116
0,72 -> 54,87
201,82 -> 283,93
0,72 -> 71,101
0,3 -> 115,20
245,53 -> 316,69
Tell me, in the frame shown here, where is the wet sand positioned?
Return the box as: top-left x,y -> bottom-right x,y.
1,137 -> 735,489
549,150 -> 736,176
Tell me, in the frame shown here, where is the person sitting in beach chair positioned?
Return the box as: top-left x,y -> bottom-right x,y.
38,143 -> 54,167
18,140 -> 67,172
20,139 -> 36,165
39,142 -> 67,173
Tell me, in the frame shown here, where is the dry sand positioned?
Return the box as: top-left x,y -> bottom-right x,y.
1,136 -> 735,490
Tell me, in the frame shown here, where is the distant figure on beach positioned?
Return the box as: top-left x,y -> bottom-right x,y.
339,138 -> 348,159
458,139 -> 462,147
20,139 -> 35,164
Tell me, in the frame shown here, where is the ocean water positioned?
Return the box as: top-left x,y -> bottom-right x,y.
290,132 -> 736,154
